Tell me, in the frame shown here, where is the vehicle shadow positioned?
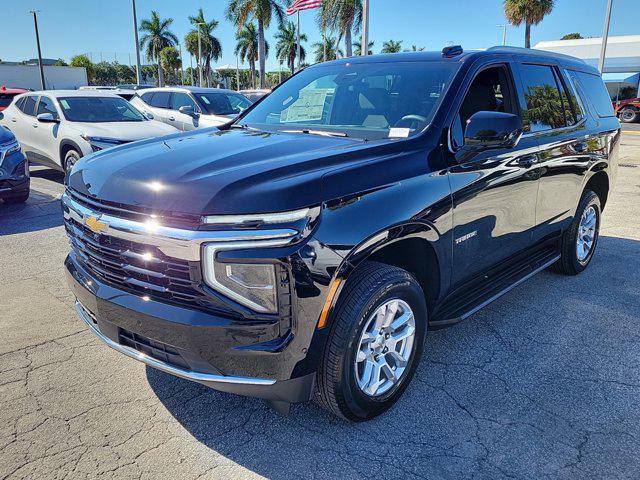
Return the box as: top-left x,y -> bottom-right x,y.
146,235 -> 640,479
0,191 -> 63,235
29,168 -> 65,184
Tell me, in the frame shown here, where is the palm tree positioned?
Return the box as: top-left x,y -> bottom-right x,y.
353,36 -> 374,56
186,8 -> 222,86
405,44 -> 425,52
275,21 -> 307,74
227,0 -> 286,88
381,40 -> 403,54
318,0 -> 362,57
312,36 -> 343,63
504,0 -> 554,48
160,46 -> 181,83
235,23 -> 268,89
139,11 -> 178,86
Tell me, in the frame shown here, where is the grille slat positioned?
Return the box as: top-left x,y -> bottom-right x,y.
65,214 -> 209,308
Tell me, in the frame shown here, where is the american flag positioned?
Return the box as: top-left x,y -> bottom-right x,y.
286,0 -> 322,15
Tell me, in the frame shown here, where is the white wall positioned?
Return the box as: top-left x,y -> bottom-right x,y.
0,65 -> 88,90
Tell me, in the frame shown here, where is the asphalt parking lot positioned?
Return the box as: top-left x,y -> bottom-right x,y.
1,129 -> 640,480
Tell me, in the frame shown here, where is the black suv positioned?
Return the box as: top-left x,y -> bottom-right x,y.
63,46 -> 620,421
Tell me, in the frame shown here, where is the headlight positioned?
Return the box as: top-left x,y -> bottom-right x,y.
202,239 -> 290,314
5,142 -> 21,156
80,135 -> 125,152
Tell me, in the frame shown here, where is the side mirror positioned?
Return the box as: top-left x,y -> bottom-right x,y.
144,111 -> 154,120
463,111 -> 523,150
179,105 -> 198,117
36,113 -> 60,123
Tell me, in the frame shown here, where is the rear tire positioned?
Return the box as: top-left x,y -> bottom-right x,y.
619,107 -> 639,123
553,190 -> 601,275
315,261 -> 427,421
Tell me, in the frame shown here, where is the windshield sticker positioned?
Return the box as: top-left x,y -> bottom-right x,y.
60,99 -> 70,109
389,128 -> 411,138
280,88 -> 333,123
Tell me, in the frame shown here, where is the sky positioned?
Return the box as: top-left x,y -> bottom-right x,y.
0,0 -> 637,72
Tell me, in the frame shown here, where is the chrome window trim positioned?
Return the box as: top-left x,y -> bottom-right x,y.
75,301 -> 276,386
62,192 -> 298,261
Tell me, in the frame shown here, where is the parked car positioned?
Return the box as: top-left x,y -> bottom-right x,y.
64,46 -> 620,421
0,126 -> 29,203
613,97 -> 640,123
0,86 -> 29,112
0,90 -> 178,174
240,89 -> 271,102
130,86 -> 252,131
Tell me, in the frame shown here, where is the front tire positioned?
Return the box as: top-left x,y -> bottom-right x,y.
619,107 -> 639,123
63,149 -> 81,175
315,262 -> 427,421
553,190 -> 601,275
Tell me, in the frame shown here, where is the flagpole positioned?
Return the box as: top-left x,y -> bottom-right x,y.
297,10 -> 301,71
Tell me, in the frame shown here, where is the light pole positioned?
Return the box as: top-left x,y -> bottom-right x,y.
598,0 -> 614,73
131,0 -> 143,85
179,43 -> 185,85
296,10 -> 301,71
497,25 -> 508,46
29,10 -> 45,90
361,0 -> 370,56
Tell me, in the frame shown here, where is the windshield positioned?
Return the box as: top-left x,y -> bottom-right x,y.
194,92 -> 252,115
57,96 -> 147,122
240,61 -> 459,140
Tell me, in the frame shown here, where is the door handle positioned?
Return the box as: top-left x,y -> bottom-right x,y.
11,118 -> 17,122
169,117 -> 176,121
518,154 -> 537,167
32,124 -> 38,128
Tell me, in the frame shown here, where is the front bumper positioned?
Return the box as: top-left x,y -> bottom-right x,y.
65,253 -> 316,403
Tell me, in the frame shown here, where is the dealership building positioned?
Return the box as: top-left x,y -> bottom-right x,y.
534,35 -> 640,101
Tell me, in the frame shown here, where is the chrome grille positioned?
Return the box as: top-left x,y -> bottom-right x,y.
64,215 -> 204,306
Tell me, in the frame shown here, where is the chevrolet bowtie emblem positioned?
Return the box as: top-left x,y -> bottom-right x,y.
85,215 -> 108,234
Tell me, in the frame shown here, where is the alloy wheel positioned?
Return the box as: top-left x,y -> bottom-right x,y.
576,205 -> 597,263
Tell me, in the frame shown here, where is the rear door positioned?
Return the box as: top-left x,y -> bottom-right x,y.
137,91 -> 171,125
513,63 -> 594,242
446,62 -> 541,286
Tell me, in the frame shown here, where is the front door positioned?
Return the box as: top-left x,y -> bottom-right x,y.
169,92 -> 200,131
446,63 -> 541,287
30,95 -> 61,168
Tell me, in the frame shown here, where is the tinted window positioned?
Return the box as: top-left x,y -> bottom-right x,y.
519,64 -> 567,132
194,92 -> 251,115
140,92 -> 154,104
553,70 -> 576,126
241,62 -> 460,140
563,71 -> 586,121
573,71 -> 616,118
0,94 -> 18,108
37,96 -> 59,118
57,96 -> 146,122
149,91 -> 171,109
171,92 -> 197,111
19,95 -> 38,116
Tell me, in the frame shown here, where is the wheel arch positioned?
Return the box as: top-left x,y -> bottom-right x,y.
59,139 -> 83,169
583,167 -> 610,211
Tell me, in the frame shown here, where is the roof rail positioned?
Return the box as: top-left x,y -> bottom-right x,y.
486,45 -> 588,64
442,45 -> 463,58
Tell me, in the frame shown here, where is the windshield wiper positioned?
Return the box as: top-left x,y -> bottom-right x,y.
283,129 -> 349,138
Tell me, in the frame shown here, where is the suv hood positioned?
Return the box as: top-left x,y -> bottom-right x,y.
70,120 -> 177,141
67,128 -> 369,216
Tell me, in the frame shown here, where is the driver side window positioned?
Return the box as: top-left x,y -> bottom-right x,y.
452,65 -> 517,148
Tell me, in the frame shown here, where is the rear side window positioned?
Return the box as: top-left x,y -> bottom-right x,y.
572,71 -> 615,118
519,64 -> 568,132
149,92 -> 171,109
19,95 -> 37,116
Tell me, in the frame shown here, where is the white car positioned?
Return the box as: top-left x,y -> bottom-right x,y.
0,90 -> 178,174
130,87 -> 252,131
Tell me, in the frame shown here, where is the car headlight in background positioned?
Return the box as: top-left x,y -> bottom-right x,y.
202,239 -> 292,314
80,135 -> 126,152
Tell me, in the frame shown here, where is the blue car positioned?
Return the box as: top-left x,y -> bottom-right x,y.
0,126 -> 29,203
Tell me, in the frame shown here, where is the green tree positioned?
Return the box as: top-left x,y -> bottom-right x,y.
226,0 -> 286,89
381,40 -> 403,54
405,45 -> 425,52
504,0 -> 554,48
275,21 -> 306,74
54,58 -> 68,66
561,32 -> 583,40
318,0 -> 362,57
70,54 -> 94,83
185,8 -> 222,86
235,23 -> 268,89
139,11 -> 178,86
160,46 -> 182,83
353,36 -> 374,56
312,36 -> 343,63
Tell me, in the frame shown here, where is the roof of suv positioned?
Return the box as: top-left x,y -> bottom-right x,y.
315,46 -> 599,75
141,86 -> 242,95
18,89 -> 123,98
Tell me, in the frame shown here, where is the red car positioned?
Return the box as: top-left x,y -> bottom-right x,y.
613,97 -> 640,123
0,86 -> 29,112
